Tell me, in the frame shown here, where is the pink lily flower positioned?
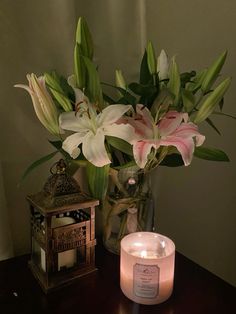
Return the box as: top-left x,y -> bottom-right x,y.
131,105 -> 205,168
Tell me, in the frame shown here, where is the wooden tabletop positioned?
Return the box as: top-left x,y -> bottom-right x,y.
0,244 -> 235,314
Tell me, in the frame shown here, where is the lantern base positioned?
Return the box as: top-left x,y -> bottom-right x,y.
28,261 -> 97,294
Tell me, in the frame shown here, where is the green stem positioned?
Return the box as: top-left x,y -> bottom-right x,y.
109,168 -> 129,196
194,91 -> 204,108
118,213 -> 127,240
153,74 -> 157,87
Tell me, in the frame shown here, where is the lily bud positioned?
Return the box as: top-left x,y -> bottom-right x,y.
201,50 -> 228,93
147,41 -> 157,75
76,17 -> 94,59
157,49 -> 169,80
115,70 -> 126,90
14,73 -> 62,136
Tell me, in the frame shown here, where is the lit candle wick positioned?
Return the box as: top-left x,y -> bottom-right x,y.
140,250 -> 147,258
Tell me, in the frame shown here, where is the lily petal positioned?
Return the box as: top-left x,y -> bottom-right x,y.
82,129 -> 111,167
62,132 -> 86,159
174,122 -> 205,146
67,74 -> 85,104
133,141 -> 155,168
98,104 -> 132,126
14,84 -> 47,128
30,91 -> 57,135
159,111 -> 188,137
127,118 -> 153,139
30,75 -> 58,124
160,136 -> 194,166
60,112 -> 91,132
104,123 -> 137,144
68,75 -> 87,104
14,83 -> 32,94
136,104 -> 154,129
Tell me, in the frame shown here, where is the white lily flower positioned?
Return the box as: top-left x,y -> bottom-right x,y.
60,104 -> 136,167
157,49 -> 169,80
14,73 -> 61,135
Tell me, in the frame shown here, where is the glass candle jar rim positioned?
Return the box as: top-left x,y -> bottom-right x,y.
121,231 -> 175,259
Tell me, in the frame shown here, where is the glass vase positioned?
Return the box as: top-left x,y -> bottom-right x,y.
103,166 -> 155,254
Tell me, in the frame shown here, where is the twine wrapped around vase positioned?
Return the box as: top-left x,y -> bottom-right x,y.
126,207 -> 138,233
103,167 -> 154,254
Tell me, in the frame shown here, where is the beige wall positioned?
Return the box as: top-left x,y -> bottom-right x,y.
146,0 -> 236,286
0,0 -> 77,255
0,0 -> 235,286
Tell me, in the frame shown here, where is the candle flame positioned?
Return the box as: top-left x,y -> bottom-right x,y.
140,250 -> 147,258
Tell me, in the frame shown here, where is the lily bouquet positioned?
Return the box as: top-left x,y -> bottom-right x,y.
15,17 -> 232,203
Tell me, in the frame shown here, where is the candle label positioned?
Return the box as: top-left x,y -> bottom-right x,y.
133,263 -> 159,298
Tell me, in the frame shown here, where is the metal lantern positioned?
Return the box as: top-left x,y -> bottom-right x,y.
26,159 -> 99,293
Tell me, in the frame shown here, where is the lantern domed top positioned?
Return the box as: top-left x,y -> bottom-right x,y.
26,159 -> 97,213
43,159 -> 80,197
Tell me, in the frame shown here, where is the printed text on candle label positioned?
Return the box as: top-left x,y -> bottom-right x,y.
133,263 -> 159,298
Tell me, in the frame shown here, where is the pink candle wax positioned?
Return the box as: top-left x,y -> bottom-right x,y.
120,232 -> 175,305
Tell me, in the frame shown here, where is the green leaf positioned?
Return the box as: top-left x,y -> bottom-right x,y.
128,82 -> 157,97
187,69 -> 207,93
139,50 -> 152,85
103,93 -> 116,104
168,57 -> 181,106
86,163 -> 110,201
194,77 -> 231,124
117,96 -> 136,105
45,72 -> 73,112
115,69 -> 126,98
212,111 -> 236,120
114,161 -> 136,170
19,151 -> 59,183
76,17 -> 93,59
82,56 -> 103,107
49,140 -> 62,150
150,88 -> 174,117
74,43 -> 86,89
205,118 -> 221,135
180,71 -> 196,87
181,89 -> 195,113
58,75 -> 75,102
106,136 -> 133,156
147,41 -> 157,75
201,51 -> 227,93
194,147 -> 229,161
219,98 -> 224,111
45,71 -> 74,100
48,140 -> 72,160
66,159 -> 88,176
102,82 -> 137,105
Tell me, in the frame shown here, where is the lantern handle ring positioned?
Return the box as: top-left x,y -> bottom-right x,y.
50,159 -> 67,174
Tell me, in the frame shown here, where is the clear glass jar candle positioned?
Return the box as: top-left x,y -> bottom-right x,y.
120,232 -> 175,305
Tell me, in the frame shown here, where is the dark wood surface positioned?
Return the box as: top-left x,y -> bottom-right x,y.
0,244 -> 235,314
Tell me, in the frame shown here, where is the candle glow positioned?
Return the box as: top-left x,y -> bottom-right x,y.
41,216 -> 77,271
120,232 -> 175,305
